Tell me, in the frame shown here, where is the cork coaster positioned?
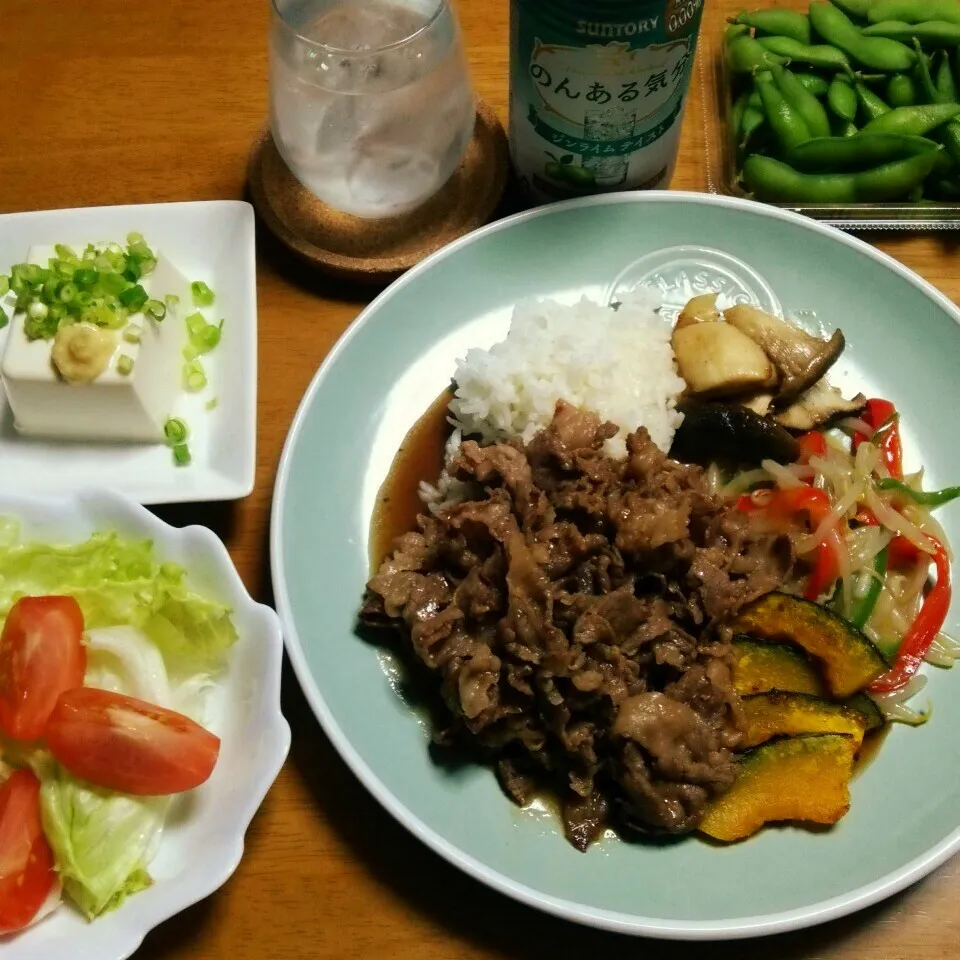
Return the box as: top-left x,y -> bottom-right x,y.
247,101 -> 510,284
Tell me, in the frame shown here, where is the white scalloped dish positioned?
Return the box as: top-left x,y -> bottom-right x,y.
0,490 -> 290,960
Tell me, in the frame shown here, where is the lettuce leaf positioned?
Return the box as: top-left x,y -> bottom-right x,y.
0,523 -> 237,674
0,522 -> 237,918
39,763 -> 169,919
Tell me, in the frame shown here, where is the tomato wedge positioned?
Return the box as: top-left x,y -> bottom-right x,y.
0,769 -> 56,934
44,688 -> 220,796
0,596 -> 86,741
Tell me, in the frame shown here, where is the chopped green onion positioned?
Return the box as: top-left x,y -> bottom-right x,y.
877,477 -> 960,508
164,293 -> 179,309
163,417 -> 189,444
116,355 -> 134,376
24,311 -> 56,339
172,443 -> 191,466
0,307 -> 7,330
122,260 -> 141,283
183,359 -> 207,392
144,299 -> 165,321
118,284 -> 148,310
205,396 -> 218,411
190,280 -> 215,307
193,324 -> 221,353
123,325 -> 142,344
185,311 -> 206,336
183,343 -> 199,361
6,235 -> 172,341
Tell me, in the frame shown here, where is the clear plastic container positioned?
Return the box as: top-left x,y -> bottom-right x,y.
700,0 -> 960,230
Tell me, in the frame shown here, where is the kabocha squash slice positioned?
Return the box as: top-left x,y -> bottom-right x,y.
738,692 -> 873,749
731,593 -> 887,697
699,734 -> 856,842
731,637 -> 825,696
844,692 -> 885,731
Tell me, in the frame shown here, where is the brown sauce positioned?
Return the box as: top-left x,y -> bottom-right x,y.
854,723 -> 890,777
369,388 -> 453,571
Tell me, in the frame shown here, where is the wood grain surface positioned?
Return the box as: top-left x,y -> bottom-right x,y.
2,1 -> 960,957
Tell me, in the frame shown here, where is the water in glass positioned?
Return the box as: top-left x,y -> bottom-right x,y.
270,0 -> 476,219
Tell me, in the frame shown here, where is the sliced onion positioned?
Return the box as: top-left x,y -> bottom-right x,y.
837,416 -> 873,437
935,631 -> 960,657
865,487 -> 936,555
844,524 -> 891,571
760,459 -> 809,490
872,674 -> 931,725
721,468 -> 770,498
924,640 -> 957,668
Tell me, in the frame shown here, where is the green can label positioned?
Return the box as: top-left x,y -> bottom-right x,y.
509,0 -> 704,201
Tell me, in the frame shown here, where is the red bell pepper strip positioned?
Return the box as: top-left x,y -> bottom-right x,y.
887,534 -> 923,569
854,398 -> 903,480
869,537 -> 951,694
797,430 -> 827,463
738,487 -> 842,600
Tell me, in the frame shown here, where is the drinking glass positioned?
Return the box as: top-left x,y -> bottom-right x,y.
270,0 -> 476,220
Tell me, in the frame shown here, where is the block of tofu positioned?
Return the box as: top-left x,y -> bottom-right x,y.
0,246 -> 189,442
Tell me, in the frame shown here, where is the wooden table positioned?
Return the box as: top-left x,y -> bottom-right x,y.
3,1 -> 960,957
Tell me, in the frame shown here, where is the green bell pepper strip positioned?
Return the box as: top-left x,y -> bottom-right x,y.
876,477 -> 960,506
833,547 -> 889,629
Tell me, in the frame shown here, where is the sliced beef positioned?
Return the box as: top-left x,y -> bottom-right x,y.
362,402 -> 791,848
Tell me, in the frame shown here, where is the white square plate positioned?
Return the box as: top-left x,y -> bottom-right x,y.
0,202 -> 257,504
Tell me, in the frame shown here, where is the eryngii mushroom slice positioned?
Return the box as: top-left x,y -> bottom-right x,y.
774,380 -> 867,431
671,321 -> 778,398
676,292 -> 722,329
723,304 -> 845,404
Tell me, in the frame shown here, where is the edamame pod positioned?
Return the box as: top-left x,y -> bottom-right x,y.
725,23 -> 751,44
772,64 -> 833,137
731,91 -> 749,148
809,2 -> 918,71
863,20 -> 960,46
914,40 -> 944,103
937,50 -> 960,100
855,82 -> 892,120
727,35 -> 790,74
796,72 -> 832,96
785,132 -> 941,171
756,70 -> 814,149
741,106 -> 766,147
828,75 -> 859,120
840,120 -> 860,136
741,105 -> 766,147
741,151 -> 941,202
861,102 -> 960,134
941,120 -> 960,165
886,72 -> 919,106
734,10 -> 812,45
830,0 -> 876,19
867,0 -> 960,26
756,36 -> 853,73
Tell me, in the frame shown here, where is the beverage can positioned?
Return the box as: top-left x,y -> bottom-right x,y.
509,0 -> 705,203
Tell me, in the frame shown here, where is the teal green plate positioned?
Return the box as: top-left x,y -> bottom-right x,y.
271,193 -> 960,939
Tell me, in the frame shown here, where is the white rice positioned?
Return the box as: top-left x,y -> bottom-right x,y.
448,288 -> 685,458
